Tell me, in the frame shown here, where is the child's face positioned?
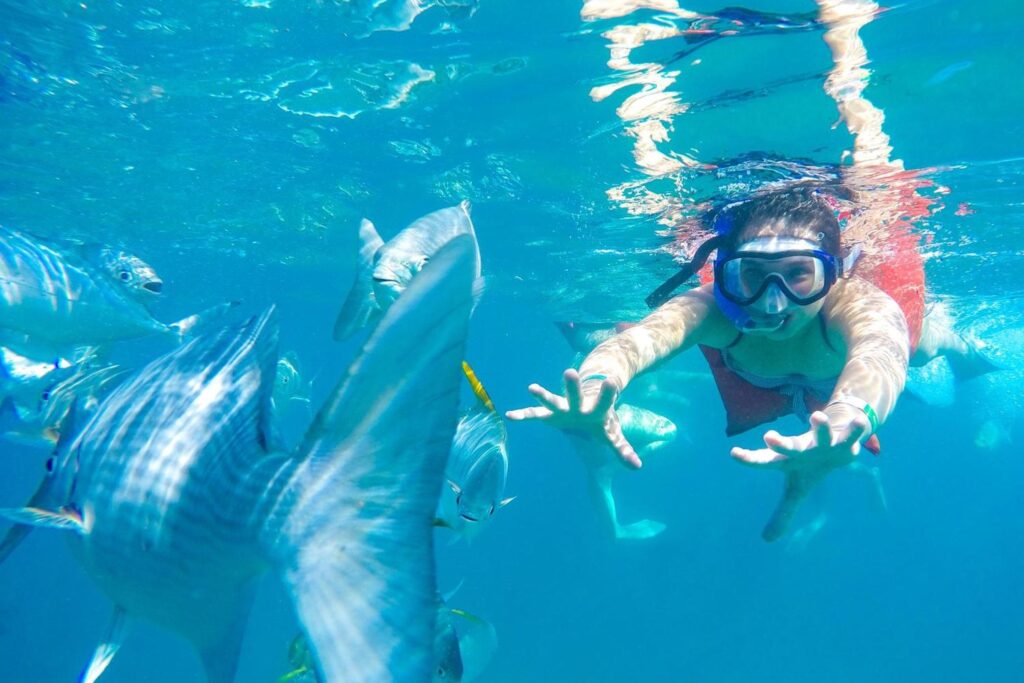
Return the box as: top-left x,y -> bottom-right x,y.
723,233 -> 832,339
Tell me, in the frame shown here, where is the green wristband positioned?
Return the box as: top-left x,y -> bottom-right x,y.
580,373 -> 608,383
861,402 -> 880,434
827,395 -> 880,435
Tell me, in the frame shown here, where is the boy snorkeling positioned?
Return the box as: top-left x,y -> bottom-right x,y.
507,187 -> 993,541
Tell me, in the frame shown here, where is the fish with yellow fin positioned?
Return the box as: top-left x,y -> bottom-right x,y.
437,362 -> 514,540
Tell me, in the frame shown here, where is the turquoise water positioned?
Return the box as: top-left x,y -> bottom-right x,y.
1,1 -> 1022,681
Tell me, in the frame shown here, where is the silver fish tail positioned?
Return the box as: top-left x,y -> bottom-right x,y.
261,234 -> 478,682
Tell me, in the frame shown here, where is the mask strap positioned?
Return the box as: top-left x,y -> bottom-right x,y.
645,235 -> 725,309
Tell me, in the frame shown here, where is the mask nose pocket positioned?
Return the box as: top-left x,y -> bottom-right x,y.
759,281 -> 789,314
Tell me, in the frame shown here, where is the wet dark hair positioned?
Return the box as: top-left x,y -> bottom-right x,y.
719,188 -> 841,255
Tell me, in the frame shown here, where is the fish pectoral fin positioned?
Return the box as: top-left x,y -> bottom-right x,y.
0,506 -> 85,534
79,606 -> 129,683
498,496 -> 516,508
447,479 -> 462,495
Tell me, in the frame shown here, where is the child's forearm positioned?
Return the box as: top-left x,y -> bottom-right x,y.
828,285 -> 910,429
578,290 -> 713,398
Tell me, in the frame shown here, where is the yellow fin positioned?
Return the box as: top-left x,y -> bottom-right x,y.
461,360 -> 495,414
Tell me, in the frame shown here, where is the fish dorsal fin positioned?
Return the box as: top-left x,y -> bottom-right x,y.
461,361 -> 495,413
332,218 -> 386,341
276,234 -> 478,683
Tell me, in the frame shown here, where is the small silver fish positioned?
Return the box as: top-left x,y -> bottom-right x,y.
433,597 -> 464,683
272,351 -> 314,410
561,402 -> 676,543
0,234 -> 479,683
334,201 -> 481,340
0,363 -> 125,449
617,403 -> 677,456
439,363 -> 513,539
0,227 -> 233,358
444,606 -> 497,683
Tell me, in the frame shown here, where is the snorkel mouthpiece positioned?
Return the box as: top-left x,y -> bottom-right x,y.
740,315 -> 787,335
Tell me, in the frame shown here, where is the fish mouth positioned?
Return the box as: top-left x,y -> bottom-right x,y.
372,276 -> 400,285
143,281 -> 164,294
458,512 -> 480,523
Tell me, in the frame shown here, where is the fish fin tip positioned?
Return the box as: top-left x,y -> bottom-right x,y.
78,607 -> 128,683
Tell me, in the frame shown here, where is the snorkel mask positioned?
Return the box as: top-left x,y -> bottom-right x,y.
714,236 -> 841,334
645,200 -> 861,334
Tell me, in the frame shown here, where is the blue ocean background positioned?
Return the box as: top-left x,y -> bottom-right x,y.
1,1 -> 1022,681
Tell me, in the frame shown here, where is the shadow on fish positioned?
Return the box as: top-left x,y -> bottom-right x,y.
0,234 -> 480,682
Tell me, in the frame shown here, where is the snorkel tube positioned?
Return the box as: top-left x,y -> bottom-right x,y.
644,234 -> 726,309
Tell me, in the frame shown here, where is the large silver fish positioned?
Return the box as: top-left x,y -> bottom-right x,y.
0,228 -> 231,357
334,202 -> 480,340
0,234 -> 478,682
439,362 -> 513,539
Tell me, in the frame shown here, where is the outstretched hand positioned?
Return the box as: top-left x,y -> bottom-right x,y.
730,409 -> 871,541
505,368 -> 642,469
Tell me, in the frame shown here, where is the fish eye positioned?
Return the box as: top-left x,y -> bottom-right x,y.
490,504 -> 496,516
455,493 -> 462,506
119,270 -> 131,281
437,667 -> 445,678
45,457 -> 55,473
41,389 -> 50,401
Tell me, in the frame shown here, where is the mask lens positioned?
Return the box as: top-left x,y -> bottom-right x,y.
719,252 -> 828,304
